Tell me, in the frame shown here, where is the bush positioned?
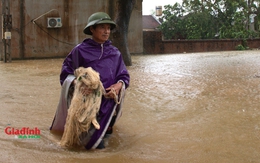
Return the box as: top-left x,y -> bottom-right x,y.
235,44 -> 245,50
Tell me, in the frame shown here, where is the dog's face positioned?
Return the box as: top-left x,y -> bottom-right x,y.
74,67 -> 101,90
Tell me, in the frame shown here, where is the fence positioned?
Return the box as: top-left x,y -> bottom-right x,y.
143,31 -> 260,54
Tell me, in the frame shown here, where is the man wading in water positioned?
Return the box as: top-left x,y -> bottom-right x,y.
50,12 -> 130,149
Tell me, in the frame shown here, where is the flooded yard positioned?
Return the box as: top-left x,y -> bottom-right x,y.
0,50 -> 259,163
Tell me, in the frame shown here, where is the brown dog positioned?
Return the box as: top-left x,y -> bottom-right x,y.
60,67 -> 105,148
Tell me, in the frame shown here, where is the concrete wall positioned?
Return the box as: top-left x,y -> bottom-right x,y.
0,0 -> 143,59
143,31 -> 260,54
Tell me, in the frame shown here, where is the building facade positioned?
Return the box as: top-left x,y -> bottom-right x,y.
0,0 -> 143,59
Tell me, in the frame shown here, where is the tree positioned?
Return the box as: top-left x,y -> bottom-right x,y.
109,0 -> 136,66
159,0 -> 259,40
159,3 -> 187,39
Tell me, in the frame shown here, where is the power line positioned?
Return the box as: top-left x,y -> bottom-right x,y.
33,21 -> 76,46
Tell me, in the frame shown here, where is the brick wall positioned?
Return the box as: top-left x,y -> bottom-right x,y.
143,31 -> 260,54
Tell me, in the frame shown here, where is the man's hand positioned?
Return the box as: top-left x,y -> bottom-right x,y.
105,82 -> 123,99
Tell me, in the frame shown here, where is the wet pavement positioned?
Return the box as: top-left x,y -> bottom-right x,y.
0,50 -> 259,163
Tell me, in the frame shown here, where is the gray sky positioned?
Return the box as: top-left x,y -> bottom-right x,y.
142,0 -> 182,15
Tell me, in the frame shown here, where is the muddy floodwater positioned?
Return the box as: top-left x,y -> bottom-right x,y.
0,51 -> 259,163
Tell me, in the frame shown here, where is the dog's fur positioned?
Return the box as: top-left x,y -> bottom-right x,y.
60,67 -> 105,148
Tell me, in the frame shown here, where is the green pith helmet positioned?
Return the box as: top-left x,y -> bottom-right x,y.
83,12 -> 116,35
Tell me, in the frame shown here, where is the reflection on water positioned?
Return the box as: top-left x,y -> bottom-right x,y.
0,51 -> 260,163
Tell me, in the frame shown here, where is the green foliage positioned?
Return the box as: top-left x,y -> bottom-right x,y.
159,0 -> 260,40
235,44 -> 246,50
159,3 -> 186,40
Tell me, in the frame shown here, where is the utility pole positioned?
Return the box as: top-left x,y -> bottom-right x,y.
1,0 -> 12,62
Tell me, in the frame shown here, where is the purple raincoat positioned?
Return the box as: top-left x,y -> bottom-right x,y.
50,38 -> 130,149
